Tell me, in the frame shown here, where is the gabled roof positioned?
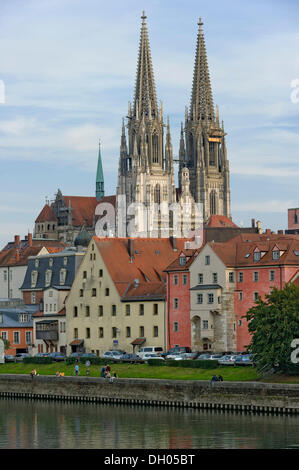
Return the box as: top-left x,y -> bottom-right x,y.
208,233 -> 299,268
206,215 -> 238,228
35,204 -> 58,223
0,241 -> 66,268
93,237 -> 190,301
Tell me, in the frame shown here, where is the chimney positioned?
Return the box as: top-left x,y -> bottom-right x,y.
128,239 -> 134,260
14,235 -> 20,247
265,229 -> 271,235
251,218 -> 255,228
15,250 -> 20,262
170,236 -> 177,251
28,233 -> 33,247
277,230 -> 283,234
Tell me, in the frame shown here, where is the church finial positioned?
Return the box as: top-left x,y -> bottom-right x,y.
198,17 -> 204,33
141,10 -> 147,24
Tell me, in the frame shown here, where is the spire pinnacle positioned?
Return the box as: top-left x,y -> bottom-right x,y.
133,13 -> 158,120
190,17 -> 215,122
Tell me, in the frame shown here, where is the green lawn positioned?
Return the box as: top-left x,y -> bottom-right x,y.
1,362 -> 298,383
0,362 -> 260,381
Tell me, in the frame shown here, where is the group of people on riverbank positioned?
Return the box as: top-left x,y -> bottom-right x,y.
100,364 -> 118,382
210,375 -> 223,384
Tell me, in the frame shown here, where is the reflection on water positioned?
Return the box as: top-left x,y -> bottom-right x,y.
0,398 -> 298,449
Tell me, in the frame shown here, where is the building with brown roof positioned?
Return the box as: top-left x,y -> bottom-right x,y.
65,235 -> 189,355
34,189 -> 116,245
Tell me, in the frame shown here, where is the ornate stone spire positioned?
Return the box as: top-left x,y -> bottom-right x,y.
190,18 -> 215,122
133,11 -> 158,120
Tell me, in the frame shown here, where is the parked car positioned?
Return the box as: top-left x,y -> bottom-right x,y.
4,354 -> 15,362
48,352 -> 66,362
34,353 -> 50,358
173,352 -> 200,360
141,353 -> 165,363
161,347 -> 192,358
119,354 -> 143,363
14,353 -> 31,362
80,353 -> 97,359
101,350 -> 126,360
197,354 -> 211,360
218,355 -> 237,366
69,352 -> 82,359
208,354 -> 223,361
137,346 -> 164,358
235,354 -> 254,366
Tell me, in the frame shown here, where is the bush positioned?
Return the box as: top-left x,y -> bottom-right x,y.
147,359 -> 165,366
165,359 -> 218,369
23,357 -> 53,365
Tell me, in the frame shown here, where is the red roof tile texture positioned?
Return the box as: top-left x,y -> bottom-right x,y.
0,239 -> 66,267
35,204 -> 58,223
209,233 -> 299,267
94,236 -> 190,300
206,215 -> 239,228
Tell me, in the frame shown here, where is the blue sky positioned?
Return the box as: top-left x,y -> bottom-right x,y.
0,0 -> 298,247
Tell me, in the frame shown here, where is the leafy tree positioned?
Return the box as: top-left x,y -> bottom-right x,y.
244,283 -> 299,373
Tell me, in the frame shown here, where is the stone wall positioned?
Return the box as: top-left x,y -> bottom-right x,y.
0,374 -> 298,414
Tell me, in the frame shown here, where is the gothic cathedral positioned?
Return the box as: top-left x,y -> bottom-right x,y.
116,13 -> 231,237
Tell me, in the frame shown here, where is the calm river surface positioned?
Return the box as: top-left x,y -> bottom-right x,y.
0,398 -> 298,449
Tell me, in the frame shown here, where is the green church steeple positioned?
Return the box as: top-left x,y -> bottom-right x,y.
96,139 -> 105,202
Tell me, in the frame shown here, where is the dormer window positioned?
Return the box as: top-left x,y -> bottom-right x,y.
179,256 -> 186,266
31,270 -> 38,288
63,257 -> 68,266
253,252 -> 261,262
34,259 -> 39,268
60,268 -> 67,285
49,258 -> 53,267
45,269 -> 52,287
272,250 -> 280,260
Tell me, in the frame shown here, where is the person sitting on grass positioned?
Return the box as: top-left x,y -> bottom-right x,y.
30,369 -> 37,379
109,372 -> 118,383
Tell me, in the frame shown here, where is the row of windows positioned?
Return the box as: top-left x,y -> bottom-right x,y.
238,292 -> 260,301
196,270 -> 276,285
238,270 -> 275,282
73,325 -> 159,339
31,268 -> 67,288
173,320 -> 209,332
34,257 -> 68,268
196,293 -> 221,305
73,303 -> 159,317
1,330 -> 32,344
83,269 -> 103,279
36,223 -> 56,232
173,274 -> 188,286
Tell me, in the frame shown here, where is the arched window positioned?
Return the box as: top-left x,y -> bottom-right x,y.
152,133 -> 159,163
154,184 -> 161,204
210,190 -> 217,215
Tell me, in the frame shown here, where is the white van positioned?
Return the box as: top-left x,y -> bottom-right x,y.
137,346 -> 163,359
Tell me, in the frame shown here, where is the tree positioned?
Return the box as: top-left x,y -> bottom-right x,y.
244,283 -> 299,373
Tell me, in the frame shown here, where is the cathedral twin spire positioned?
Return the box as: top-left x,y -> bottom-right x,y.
116,12 -> 231,227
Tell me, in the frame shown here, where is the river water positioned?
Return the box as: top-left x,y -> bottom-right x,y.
0,398 -> 298,449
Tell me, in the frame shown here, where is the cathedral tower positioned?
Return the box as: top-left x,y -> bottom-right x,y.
116,12 -> 176,237
179,19 -> 231,222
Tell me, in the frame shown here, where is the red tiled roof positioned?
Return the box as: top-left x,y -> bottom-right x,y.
164,248 -> 201,272
0,240 -> 66,267
206,215 -> 239,228
35,204 -> 58,223
209,233 -> 299,268
93,237 -> 191,300
62,195 -> 116,227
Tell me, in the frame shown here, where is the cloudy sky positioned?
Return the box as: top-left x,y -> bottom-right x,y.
0,0 -> 298,247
